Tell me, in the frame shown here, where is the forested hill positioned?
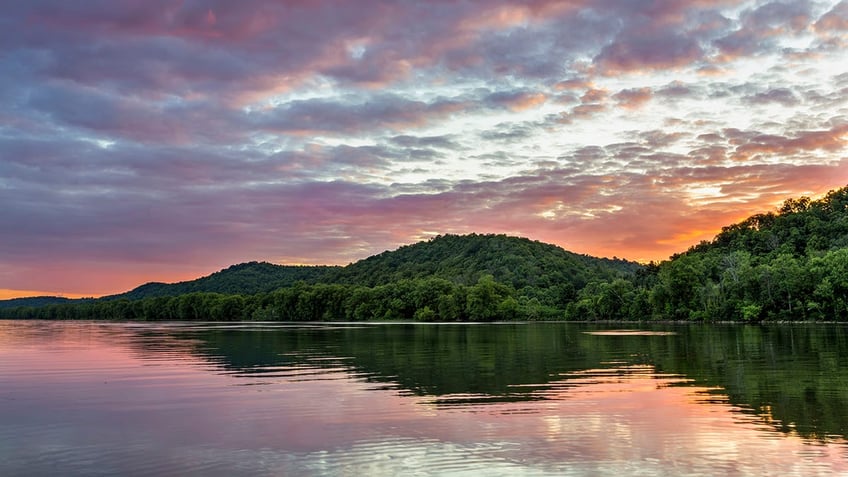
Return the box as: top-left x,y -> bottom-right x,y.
326,234 -> 640,289
568,185 -> 848,321
0,234 -> 642,321
688,187 -> 848,258
105,262 -> 337,300
68,234 -> 641,302
5,183 -> 848,323
0,296 -> 86,309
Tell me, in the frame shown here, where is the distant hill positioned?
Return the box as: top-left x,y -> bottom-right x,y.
98,235 -> 640,304
5,182 -> 848,322
0,234 -> 642,320
0,296 -> 88,309
105,262 -> 338,300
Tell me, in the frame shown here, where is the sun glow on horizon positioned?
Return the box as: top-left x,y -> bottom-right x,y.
0,289 -> 97,300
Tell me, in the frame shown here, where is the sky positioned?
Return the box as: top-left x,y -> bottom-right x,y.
2,0 -> 848,298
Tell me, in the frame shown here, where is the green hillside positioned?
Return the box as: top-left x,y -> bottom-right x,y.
569,185 -> 848,321
4,183 -> 848,323
327,233 -> 638,290
0,234 -> 640,321
0,296 -> 88,309
106,262 -> 336,300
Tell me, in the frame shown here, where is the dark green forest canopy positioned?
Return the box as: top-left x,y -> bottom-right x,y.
325,233 -> 640,288
3,185 -> 848,322
1,234 -> 639,321
637,185 -> 848,322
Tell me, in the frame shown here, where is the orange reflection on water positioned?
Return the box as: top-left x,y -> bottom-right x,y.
379,365 -> 848,475
2,323 -> 848,476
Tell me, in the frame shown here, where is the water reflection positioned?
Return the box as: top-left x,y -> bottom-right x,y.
141,321 -> 848,442
2,321 -> 848,476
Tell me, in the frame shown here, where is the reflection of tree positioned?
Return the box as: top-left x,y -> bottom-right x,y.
131,323 -> 848,442
655,325 -> 848,441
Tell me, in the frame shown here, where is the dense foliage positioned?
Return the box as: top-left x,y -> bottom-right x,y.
0,235 -> 638,321
567,185 -> 848,321
325,233 -> 639,289
1,276 -> 545,322
3,186 -> 848,321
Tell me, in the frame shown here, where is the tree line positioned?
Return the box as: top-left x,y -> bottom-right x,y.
3,186 -> 847,322
0,275 -> 564,322
567,186 -> 848,321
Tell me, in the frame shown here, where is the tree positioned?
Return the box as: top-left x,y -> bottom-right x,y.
466,275 -> 512,321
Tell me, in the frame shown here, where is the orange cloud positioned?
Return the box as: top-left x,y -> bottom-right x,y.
815,1 -> 848,33
613,87 -> 652,109
503,92 -> 548,111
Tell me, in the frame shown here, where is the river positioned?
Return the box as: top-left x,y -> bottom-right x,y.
1,320 -> 847,475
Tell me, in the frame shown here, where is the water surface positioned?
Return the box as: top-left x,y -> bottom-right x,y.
1,321 -> 847,476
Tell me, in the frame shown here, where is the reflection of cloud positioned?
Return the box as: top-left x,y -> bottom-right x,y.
7,321 -> 848,476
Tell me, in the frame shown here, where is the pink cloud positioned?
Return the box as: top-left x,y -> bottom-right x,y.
3,0 -> 848,296
595,30 -> 703,74
613,87 -> 653,109
733,123 -> 848,159
815,1 -> 848,32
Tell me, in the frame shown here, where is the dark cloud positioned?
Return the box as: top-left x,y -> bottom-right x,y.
251,94 -> 469,135
388,135 -> 462,150
714,0 -> 815,60
595,28 -> 703,74
25,82 -> 243,145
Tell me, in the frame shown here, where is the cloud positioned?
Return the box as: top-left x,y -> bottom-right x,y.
25,81 -> 242,145
613,87 -> 653,109
656,81 -> 700,99
251,94 -> 469,136
484,90 -> 548,111
743,87 -> 801,106
595,28 -> 704,74
388,134 -> 463,150
479,123 -> 537,142
815,1 -> 848,32
714,0 -> 815,61
2,0 -> 847,295
733,123 -> 848,159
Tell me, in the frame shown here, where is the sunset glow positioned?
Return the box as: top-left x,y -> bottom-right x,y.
2,1 -> 847,297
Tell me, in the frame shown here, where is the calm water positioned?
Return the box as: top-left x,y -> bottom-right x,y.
2,321 -> 848,476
